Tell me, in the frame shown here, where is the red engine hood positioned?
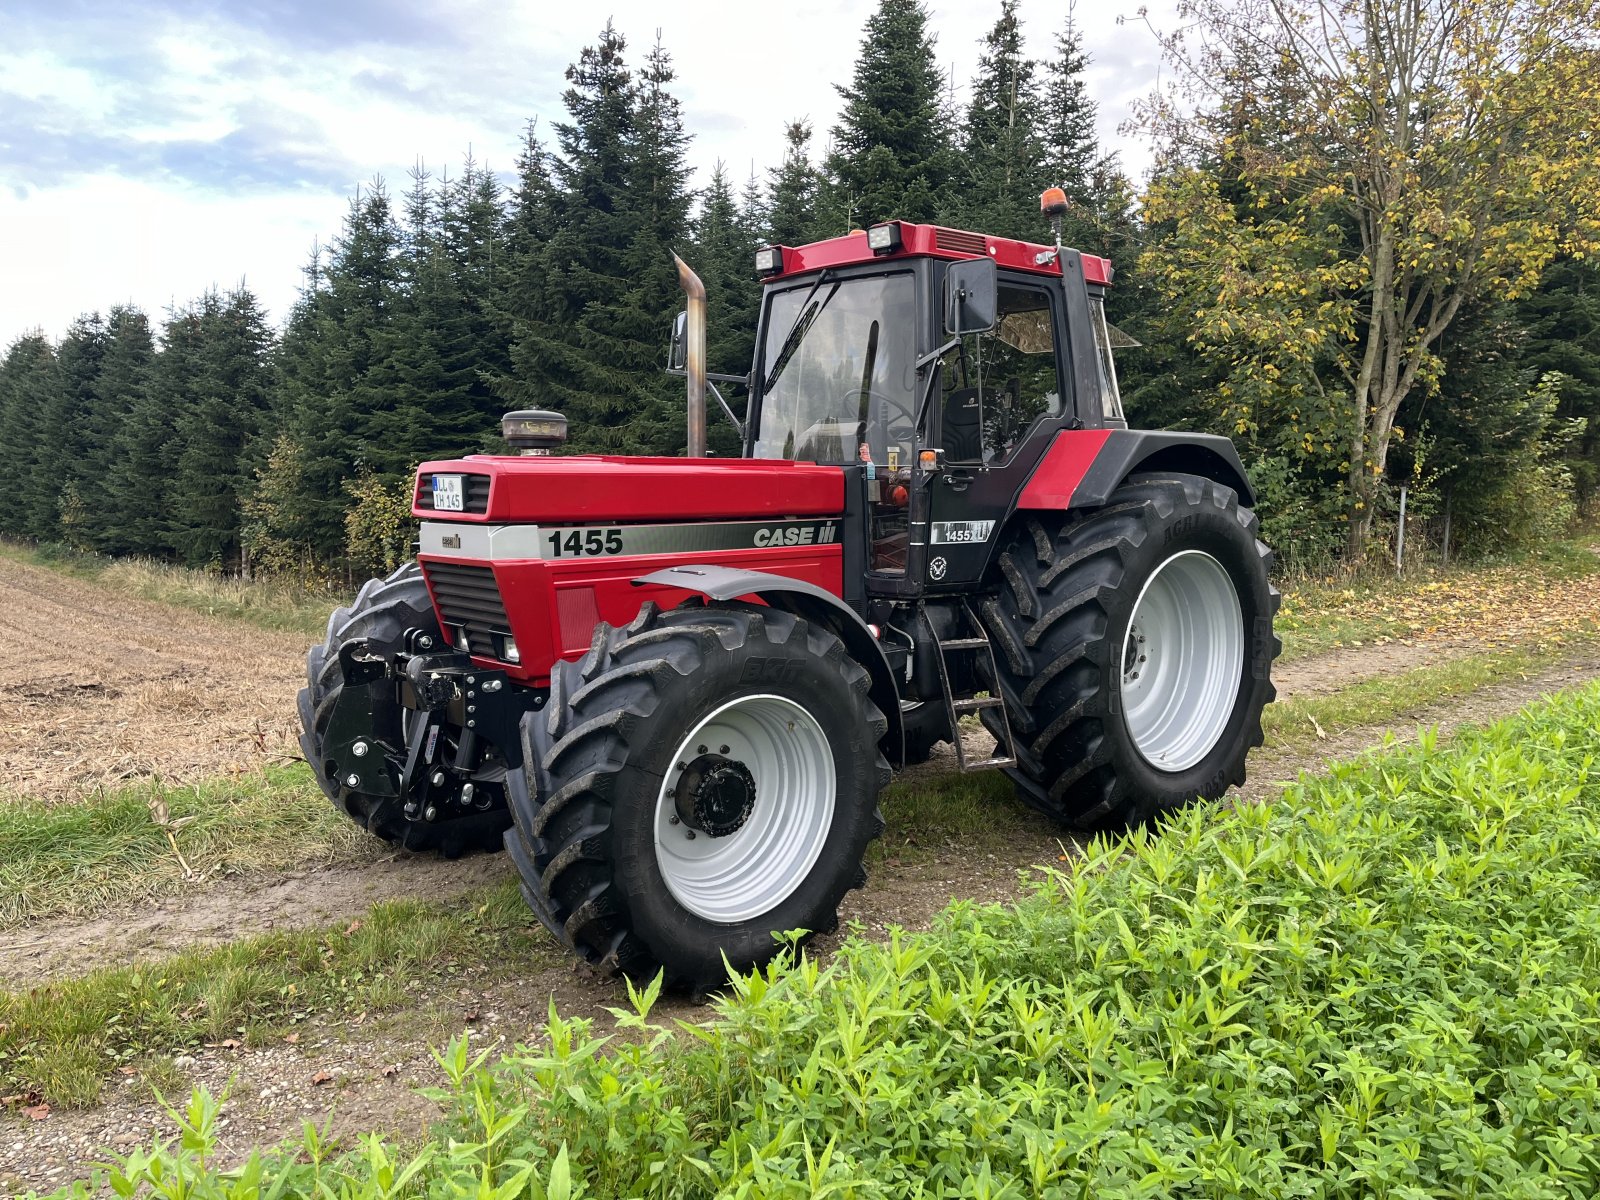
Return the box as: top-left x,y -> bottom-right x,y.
412,455 -> 845,523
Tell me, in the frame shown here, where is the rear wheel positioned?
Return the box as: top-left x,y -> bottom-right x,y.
298,563 -> 510,856
503,601 -> 889,991
978,473 -> 1279,830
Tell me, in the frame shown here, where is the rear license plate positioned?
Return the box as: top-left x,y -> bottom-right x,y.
432,474 -> 465,512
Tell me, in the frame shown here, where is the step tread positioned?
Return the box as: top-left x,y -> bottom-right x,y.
960,755 -> 1018,770
951,697 -> 1004,712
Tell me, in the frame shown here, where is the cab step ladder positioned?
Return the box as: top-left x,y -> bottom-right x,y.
928,599 -> 1018,772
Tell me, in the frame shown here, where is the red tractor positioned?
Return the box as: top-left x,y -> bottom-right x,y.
299,195 -> 1279,990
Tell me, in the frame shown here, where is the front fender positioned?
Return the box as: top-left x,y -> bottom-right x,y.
633,565 -> 904,762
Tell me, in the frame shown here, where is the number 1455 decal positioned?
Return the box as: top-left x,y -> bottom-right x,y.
547,529 -> 623,557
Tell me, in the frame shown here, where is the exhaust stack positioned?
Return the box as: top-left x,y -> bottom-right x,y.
673,252 -> 707,458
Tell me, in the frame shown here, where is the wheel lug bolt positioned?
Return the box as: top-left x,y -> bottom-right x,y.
719,745 -> 730,755
697,745 -> 708,754
685,829 -> 696,840
669,814 -> 680,824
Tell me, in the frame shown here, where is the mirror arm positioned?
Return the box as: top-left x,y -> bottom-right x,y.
916,337 -> 960,373
706,372 -> 751,385
707,380 -> 746,439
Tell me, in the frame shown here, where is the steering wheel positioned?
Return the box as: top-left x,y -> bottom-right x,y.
837,388 -> 917,451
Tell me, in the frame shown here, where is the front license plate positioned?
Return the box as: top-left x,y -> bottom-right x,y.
432,474 -> 465,512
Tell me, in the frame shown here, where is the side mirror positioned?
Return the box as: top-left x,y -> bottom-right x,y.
668,310 -> 688,371
945,258 -> 998,335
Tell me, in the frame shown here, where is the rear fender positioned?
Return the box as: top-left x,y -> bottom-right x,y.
1016,429 -> 1255,511
632,565 -> 904,762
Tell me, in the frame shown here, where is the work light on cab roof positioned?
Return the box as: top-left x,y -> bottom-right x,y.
297,182 -> 1280,995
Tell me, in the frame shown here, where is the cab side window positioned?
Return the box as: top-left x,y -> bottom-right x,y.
939,282 -> 1062,463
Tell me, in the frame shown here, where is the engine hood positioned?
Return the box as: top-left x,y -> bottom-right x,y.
412,454 -> 845,524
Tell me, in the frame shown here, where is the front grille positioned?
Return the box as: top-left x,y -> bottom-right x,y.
935,227 -> 987,255
416,473 -> 492,514
423,562 -> 510,657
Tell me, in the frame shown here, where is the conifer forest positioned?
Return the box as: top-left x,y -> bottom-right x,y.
3,0 -> 1597,578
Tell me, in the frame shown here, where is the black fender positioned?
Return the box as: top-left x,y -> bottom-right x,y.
1074,430 -> 1255,507
633,565 -> 904,762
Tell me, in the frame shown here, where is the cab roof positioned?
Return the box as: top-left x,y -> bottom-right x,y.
766,221 -> 1112,287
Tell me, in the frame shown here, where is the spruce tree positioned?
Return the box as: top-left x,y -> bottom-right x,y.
39,314 -> 108,544
169,288 -> 276,567
1039,8 -> 1104,207
959,0 -> 1045,239
766,120 -> 819,245
0,334 -> 58,542
824,0 -> 953,228
498,23 -> 692,455
87,306 -> 168,555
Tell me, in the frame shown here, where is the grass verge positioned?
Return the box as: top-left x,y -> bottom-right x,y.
0,539 -> 339,637
1,880 -> 548,1108
1262,630 -> 1597,751
0,764 -> 368,928
49,681 -> 1600,1197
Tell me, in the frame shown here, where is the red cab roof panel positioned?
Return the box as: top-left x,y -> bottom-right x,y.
768,222 -> 1111,286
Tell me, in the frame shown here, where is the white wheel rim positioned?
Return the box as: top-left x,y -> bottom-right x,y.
654,694 -> 836,924
1120,550 -> 1244,773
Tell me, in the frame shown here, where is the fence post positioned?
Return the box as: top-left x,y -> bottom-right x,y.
1442,490 -> 1452,565
1396,483 -> 1408,574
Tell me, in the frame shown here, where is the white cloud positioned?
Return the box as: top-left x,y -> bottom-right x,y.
0,0 -> 1177,349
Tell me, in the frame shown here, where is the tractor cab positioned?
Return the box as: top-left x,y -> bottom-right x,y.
673,207 -> 1127,595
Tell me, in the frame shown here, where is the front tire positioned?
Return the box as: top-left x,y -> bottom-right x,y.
503,601 -> 889,991
978,473 -> 1279,830
298,563 -> 511,856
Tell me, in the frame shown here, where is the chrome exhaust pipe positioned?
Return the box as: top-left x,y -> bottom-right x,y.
673,252 -> 707,458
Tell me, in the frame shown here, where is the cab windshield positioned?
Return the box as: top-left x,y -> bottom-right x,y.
752,273 -> 918,464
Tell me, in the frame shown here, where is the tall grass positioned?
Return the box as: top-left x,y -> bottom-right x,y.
0,540 -> 340,636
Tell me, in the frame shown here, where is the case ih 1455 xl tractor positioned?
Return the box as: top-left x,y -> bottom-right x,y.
300,193 -> 1279,991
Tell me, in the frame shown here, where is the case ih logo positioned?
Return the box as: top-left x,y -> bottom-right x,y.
752,524 -> 836,548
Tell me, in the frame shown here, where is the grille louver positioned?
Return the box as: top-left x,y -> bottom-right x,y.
423,562 -> 510,657
416,473 -> 492,515
934,227 -> 987,255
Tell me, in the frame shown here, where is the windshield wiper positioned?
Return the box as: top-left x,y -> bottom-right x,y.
761,272 -> 840,394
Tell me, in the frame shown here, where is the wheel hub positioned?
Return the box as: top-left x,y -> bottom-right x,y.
674,754 -> 757,837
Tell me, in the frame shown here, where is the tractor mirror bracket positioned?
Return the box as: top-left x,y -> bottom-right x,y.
945,258 -> 998,336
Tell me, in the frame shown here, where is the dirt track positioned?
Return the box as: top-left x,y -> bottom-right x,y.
0,558 -> 309,801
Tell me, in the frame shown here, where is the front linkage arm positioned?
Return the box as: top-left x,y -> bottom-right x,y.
320,638 -> 538,819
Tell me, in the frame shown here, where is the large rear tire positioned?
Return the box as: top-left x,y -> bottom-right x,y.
978,473 -> 1279,831
298,563 -> 511,856
504,601 -> 889,991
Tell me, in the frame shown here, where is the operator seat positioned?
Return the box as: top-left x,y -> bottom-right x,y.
942,387 -> 983,462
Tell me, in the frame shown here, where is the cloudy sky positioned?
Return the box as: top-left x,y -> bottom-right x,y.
0,0 -> 1176,350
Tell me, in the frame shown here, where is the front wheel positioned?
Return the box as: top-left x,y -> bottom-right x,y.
503,601 -> 889,991
978,473 -> 1279,830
